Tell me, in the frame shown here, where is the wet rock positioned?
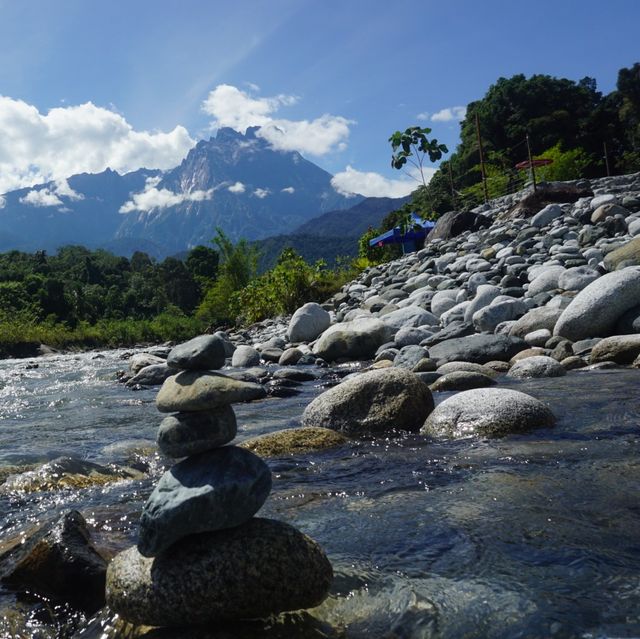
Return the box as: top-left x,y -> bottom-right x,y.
0,457 -> 143,493
554,267 -> 640,340
272,368 -> 317,382
589,334 -> 640,365
278,347 -> 303,366
156,371 -> 266,413
393,345 -> 428,369
507,355 -> 566,378
302,367 -> 433,435
287,302 -> 331,342
429,334 -> 528,365
138,446 -> 272,557
312,317 -> 394,362
240,427 -> 348,457
157,407 -> 237,458
232,345 -> 261,368
0,510 -> 106,613
107,518 -> 332,626
429,371 -> 496,392
260,347 -> 284,363
129,353 -> 166,374
167,335 -> 226,371
436,361 -> 497,377
422,388 -> 555,438
126,363 -> 174,387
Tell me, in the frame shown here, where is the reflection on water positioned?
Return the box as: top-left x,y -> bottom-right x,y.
1,351 -> 640,638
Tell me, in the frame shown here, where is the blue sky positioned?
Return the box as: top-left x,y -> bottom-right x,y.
0,0 -> 638,198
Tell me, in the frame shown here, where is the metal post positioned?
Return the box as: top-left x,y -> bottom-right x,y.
603,141 -> 611,177
475,112 -> 489,203
526,134 -> 537,192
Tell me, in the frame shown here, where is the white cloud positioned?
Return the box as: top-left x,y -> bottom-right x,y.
228,181 -> 246,194
331,165 -> 436,199
253,187 -> 270,199
417,112 -> 430,121
0,195 -> 5,209
0,96 -> 195,194
202,84 -> 352,156
53,179 -> 84,201
20,188 -> 63,207
281,186 -> 295,194
431,106 -> 467,122
120,177 -> 213,213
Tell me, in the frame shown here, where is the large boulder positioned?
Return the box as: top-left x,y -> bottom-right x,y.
156,371 -> 266,413
589,334 -> 640,364
428,210 -> 488,242
312,317 -> 394,361
554,267 -> 640,341
0,510 -> 106,613
509,306 -> 563,338
138,446 -> 272,557
507,355 -> 566,379
379,305 -> 438,331
421,388 -> 555,438
107,518 -> 332,626
167,335 -> 226,371
429,334 -> 528,365
603,237 -> 640,271
287,302 -> 331,343
301,367 -> 433,435
231,345 -> 261,368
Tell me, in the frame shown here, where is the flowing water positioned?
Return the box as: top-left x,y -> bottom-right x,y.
1,350 -> 640,638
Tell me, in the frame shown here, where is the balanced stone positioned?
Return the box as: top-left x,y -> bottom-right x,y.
107,518 -> 333,626
138,446 -> 272,557
157,406 -> 237,458
156,370 -> 266,413
167,334 -> 226,371
422,388 -> 555,438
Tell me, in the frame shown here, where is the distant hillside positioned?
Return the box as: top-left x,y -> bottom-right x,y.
292,195 -> 410,238
252,234 -> 357,273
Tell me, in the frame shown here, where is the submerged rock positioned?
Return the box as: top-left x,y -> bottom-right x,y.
429,370 -> 496,392
138,446 -> 272,557
240,427 -> 349,457
301,367 -> 433,435
422,388 -> 555,438
107,518 -> 333,626
0,510 -> 106,613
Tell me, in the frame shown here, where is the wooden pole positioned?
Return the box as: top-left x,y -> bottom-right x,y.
475,112 -> 489,203
447,161 -> 457,209
526,134 -> 537,192
603,141 -> 611,177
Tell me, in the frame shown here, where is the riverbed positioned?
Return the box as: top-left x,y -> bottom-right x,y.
1,350 -> 640,638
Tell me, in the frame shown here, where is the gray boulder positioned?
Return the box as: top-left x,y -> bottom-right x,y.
421,388 -> 555,438
231,345 -> 261,368
167,335 -> 226,371
379,305 -> 438,331
393,345 -> 428,369
429,334 -> 528,365
472,298 -> 526,333
554,267 -> 640,340
558,266 -> 600,292
157,406 -> 237,458
312,317 -> 394,361
509,306 -> 563,338
463,285 -> 501,322
287,302 -> 331,342
301,367 -> 433,435
531,203 -> 563,227
125,364 -> 174,387
603,237 -> 640,271
526,266 -> 565,298
507,355 -> 566,379
278,347 -> 303,366
156,371 -> 266,413
128,353 -> 165,374
107,518 -> 332,626
590,334 -> 640,364
429,371 -> 496,392
138,446 -> 272,557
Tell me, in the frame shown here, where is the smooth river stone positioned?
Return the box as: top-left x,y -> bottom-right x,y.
167,334 -> 226,371
156,406 -> 237,458
156,370 -> 266,413
137,446 -> 272,557
422,388 -> 555,438
107,518 -> 333,626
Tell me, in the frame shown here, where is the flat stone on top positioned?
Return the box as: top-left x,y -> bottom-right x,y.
156,370 -> 266,412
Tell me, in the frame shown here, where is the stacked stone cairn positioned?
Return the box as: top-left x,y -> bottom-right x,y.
106,335 -> 333,627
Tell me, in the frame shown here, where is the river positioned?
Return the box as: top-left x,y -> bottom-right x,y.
1,349 -> 640,638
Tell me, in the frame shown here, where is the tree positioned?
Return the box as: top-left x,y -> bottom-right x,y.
389,126 -> 448,187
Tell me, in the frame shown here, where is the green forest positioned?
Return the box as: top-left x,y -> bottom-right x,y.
1,63 -> 639,354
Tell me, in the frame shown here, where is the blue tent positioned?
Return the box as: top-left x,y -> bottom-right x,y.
368,213 -> 436,253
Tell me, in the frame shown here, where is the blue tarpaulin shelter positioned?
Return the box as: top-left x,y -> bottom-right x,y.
368,213 -> 436,253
